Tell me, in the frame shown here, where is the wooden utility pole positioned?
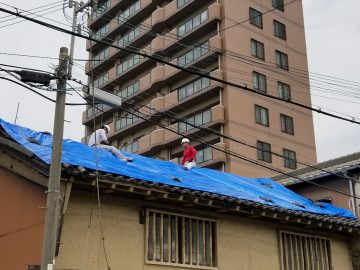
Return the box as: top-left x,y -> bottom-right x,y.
40,47 -> 68,270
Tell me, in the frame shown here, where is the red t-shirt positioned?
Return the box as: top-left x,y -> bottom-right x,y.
181,146 -> 197,165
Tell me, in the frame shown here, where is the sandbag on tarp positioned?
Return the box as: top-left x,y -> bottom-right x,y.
0,118 -> 355,219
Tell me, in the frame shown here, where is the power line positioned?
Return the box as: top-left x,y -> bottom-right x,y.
2,7 -> 357,124
71,88 -> 360,200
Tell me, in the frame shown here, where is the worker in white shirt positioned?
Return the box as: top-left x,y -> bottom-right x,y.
88,125 -> 133,162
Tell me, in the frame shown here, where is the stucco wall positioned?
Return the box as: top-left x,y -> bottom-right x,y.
55,191 -> 352,270
0,167 -> 46,270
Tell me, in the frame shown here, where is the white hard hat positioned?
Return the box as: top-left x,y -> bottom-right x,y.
103,124 -> 110,132
181,138 -> 190,144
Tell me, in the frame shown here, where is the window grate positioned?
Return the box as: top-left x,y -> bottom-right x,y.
146,209 -> 217,269
280,231 -> 331,270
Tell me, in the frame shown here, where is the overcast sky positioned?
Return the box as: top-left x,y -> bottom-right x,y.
0,0 -> 359,163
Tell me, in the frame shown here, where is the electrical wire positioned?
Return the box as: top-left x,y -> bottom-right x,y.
4,8 -> 356,124
72,87 -> 360,200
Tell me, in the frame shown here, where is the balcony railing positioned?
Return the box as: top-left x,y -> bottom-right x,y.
116,26 -> 141,47
117,0 -> 141,23
178,77 -> 211,100
177,9 -> 208,36
177,0 -> 191,8
177,41 -> 210,66
93,72 -> 109,87
121,140 -> 139,153
116,54 -> 143,75
116,81 -> 140,99
91,22 -> 110,41
92,0 -> 111,20
115,113 -> 140,131
91,47 -> 110,66
86,103 -> 111,119
175,147 -> 213,164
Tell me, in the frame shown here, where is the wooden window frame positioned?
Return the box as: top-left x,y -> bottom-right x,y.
145,209 -> 218,269
279,230 -> 332,270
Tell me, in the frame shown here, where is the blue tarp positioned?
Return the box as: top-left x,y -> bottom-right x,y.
0,118 -> 355,219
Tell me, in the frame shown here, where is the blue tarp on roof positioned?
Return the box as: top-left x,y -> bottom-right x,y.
0,118 -> 355,219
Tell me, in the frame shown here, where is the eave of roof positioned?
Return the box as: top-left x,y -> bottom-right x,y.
1,136 -> 359,234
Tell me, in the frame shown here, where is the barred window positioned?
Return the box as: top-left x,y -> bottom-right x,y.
253,71 -> 267,92
251,39 -> 265,60
249,8 -> 263,28
280,114 -> 294,134
278,82 -> 291,101
276,50 -> 289,70
272,0 -> 284,11
280,231 -> 331,270
255,105 -> 269,126
146,209 -> 217,268
257,141 -> 272,163
274,20 -> 287,40
283,149 -> 297,169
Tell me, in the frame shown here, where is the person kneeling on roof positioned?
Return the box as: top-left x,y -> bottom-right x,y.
180,138 -> 197,170
88,125 -> 133,162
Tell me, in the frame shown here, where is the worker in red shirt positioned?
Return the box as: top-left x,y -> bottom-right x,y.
180,138 -> 197,170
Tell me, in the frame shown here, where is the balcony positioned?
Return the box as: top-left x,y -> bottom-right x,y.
138,104 -> 225,154
82,103 -> 114,125
87,0 -> 156,52
151,3 -> 221,56
151,0 -> 214,32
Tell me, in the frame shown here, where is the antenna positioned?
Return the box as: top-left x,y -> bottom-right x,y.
14,102 -> 20,124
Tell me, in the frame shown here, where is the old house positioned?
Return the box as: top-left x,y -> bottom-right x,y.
1,119 -> 360,270
273,153 -> 360,218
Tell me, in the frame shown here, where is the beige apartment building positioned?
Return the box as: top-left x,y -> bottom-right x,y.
82,0 -> 317,177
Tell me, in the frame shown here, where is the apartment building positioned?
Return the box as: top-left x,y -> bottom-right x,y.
82,0 -> 317,177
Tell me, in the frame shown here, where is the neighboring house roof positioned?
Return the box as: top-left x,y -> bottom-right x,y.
1,118 -> 360,233
272,152 -> 360,186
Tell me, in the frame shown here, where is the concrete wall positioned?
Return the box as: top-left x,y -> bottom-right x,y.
55,191 -> 352,270
0,167 -> 46,270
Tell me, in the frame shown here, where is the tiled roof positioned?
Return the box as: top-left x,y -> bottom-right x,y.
272,153 -> 360,186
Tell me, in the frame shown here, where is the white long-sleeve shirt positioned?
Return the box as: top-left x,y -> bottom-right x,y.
88,129 -> 108,146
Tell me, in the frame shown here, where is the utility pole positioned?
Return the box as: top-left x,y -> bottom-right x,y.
40,47 -> 69,270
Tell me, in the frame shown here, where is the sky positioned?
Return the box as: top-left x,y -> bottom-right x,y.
0,0 -> 359,162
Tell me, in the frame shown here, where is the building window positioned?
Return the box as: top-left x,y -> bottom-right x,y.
249,8 -> 263,28
283,149 -> 297,169
177,41 -> 210,67
275,50 -> 289,70
272,0 -> 284,11
92,0 -> 111,20
117,26 -> 141,47
177,10 -> 208,36
257,141 -> 272,163
91,47 -> 110,66
91,23 -> 110,41
146,209 -> 217,267
178,77 -> 211,100
280,231 -> 331,270
178,109 -> 211,133
253,71 -> 267,92
93,72 -> 109,87
117,55 -> 143,75
278,82 -> 291,101
196,147 -> 213,164
177,0 -> 190,8
121,139 -> 139,153
118,0 -> 140,21
280,114 -> 294,134
115,113 -> 139,130
274,20 -> 286,40
251,39 -> 265,60
87,103 -> 111,118
255,105 -> 269,126
117,81 -> 140,99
